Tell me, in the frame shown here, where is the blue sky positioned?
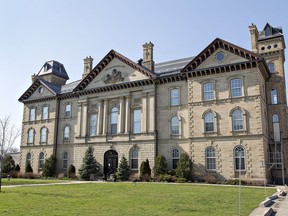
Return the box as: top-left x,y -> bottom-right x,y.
1,0 -> 287,148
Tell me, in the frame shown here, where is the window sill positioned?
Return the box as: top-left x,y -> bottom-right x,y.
203,131 -> 217,135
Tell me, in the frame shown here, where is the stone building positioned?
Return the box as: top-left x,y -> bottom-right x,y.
19,23 -> 288,184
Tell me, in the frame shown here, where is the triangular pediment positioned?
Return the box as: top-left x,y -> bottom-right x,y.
74,50 -> 157,91
19,79 -> 60,102
181,38 -> 262,72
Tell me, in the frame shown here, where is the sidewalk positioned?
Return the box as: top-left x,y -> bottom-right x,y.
249,185 -> 288,216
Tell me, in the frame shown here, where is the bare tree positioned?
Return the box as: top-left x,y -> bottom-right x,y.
0,115 -> 21,156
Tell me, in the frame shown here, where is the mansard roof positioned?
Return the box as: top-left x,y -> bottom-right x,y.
74,49 -> 158,91
259,23 -> 283,41
37,60 -> 69,80
181,38 -> 264,73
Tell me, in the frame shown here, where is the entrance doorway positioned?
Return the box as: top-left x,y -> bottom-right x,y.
104,150 -> 118,177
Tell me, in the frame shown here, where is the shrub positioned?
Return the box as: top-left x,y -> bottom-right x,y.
68,164 -> 76,178
42,155 -> 57,177
14,164 -> 20,172
116,155 -> 130,181
160,174 -> 175,182
25,163 -> 33,173
176,177 -> 187,183
153,155 -> 168,176
204,174 -> 217,184
175,153 -> 193,180
2,154 -> 15,175
9,171 -> 19,178
226,179 -> 246,185
140,159 -> 151,180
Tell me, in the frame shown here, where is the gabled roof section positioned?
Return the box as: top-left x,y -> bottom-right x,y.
259,23 -> 283,41
37,60 -> 69,80
74,49 -> 158,91
181,38 -> 263,72
18,78 -> 61,102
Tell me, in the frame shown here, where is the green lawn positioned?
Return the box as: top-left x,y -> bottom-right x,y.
1,178 -> 69,186
0,182 -> 274,216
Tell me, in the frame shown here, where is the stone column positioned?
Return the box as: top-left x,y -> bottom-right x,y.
81,101 -> 88,137
102,99 -> 108,134
76,102 -> 82,137
149,93 -> 155,132
97,100 -> 103,135
125,96 -> 131,133
141,93 -> 147,133
119,97 -> 124,133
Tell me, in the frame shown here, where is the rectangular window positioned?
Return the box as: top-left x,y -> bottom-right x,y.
89,114 -> 97,136
42,106 -> 49,120
172,159 -> 179,170
133,109 -> 141,134
170,88 -> 179,106
230,79 -> 242,98
29,108 -> 36,121
235,158 -> 245,171
65,104 -> 72,118
203,83 -> 214,101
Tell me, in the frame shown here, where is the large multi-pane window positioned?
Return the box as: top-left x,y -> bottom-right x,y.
232,109 -> 243,131
133,109 -> 141,134
273,114 -> 280,143
170,88 -> 179,106
268,62 -> 275,73
203,82 -> 214,101
230,79 -> 242,97
26,153 -> 32,166
40,127 -> 47,144
111,107 -> 118,135
89,114 -> 97,136
27,128 -> 34,144
131,149 -> 138,170
42,106 -> 49,120
171,116 -> 179,135
64,125 -> 70,142
271,89 -> 278,104
39,152 -> 45,171
234,146 -> 245,171
65,104 -> 72,118
172,148 -> 179,169
204,112 -> 214,132
206,147 -> 216,170
29,108 -> 36,121
63,152 -> 68,170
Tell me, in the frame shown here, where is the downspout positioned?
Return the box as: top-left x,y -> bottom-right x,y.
154,81 -> 158,156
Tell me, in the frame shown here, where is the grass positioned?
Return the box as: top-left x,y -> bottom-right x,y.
0,182 -> 274,216
1,178 -> 70,186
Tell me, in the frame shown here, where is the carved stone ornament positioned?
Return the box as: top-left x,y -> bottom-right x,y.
104,69 -> 124,84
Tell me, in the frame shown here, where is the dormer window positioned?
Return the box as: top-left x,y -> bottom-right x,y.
265,26 -> 272,36
44,63 -> 51,72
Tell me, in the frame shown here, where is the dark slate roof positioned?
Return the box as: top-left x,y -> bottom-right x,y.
258,23 -> 283,41
60,80 -> 81,94
154,56 -> 194,77
37,60 -> 69,80
39,78 -> 62,94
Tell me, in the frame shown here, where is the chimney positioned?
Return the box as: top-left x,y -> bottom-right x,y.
82,56 -> 94,79
142,42 -> 154,71
249,24 -> 259,53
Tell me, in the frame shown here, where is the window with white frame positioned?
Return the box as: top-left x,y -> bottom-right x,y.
170,88 -> 179,106
42,106 -> 49,120
171,116 -> 179,135
131,149 -> 138,170
204,112 -> 214,132
64,125 -> 70,142
133,109 -> 141,134
206,147 -> 216,170
89,114 -> 97,136
65,103 -> 72,118
39,152 -> 45,171
271,89 -> 278,104
230,79 -> 242,98
203,82 -> 214,101
234,146 -> 245,171
268,62 -> 275,73
27,128 -> 35,144
40,127 -> 47,144
172,148 -> 179,169
111,107 -> 118,135
29,107 -> 36,121
63,152 -> 68,170
232,109 -> 243,131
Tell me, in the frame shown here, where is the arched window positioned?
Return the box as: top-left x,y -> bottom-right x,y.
268,62 -> 275,73
234,146 -> 245,171
89,114 -> 97,136
40,127 -> 47,144
230,79 -> 242,98
204,112 -> 214,132
203,82 -> 214,101
42,106 -> 49,120
39,152 -> 45,171
170,88 -> 180,106
271,89 -> 278,104
273,114 -> 280,143
232,109 -> 243,131
206,147 -> 216,170
65,103 -> 72,118
111,107 -> 118,135
133,109 -> 141,134
64,125 -> 70,142
63,152 -> 68,170
172,148 -> 179,169
171,116 -> 179,135
26,153 -> 32,165
27,128 -> 35,144
131,149 -> 138,170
